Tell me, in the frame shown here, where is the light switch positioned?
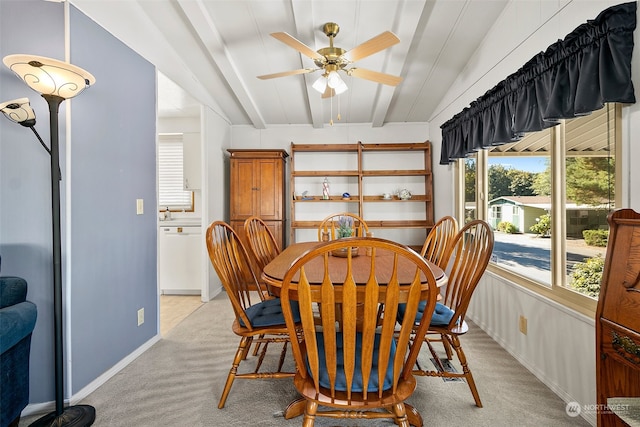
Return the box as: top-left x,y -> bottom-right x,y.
136,199 -> 144,215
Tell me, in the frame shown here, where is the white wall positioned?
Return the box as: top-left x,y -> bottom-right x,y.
202,106 -> 231,300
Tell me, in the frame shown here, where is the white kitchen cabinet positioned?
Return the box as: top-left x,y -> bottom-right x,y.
158,225 -> 202,295
183,133 -> 201,190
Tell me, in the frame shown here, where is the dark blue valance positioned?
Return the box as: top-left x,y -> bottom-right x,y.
440,1 -> 637,165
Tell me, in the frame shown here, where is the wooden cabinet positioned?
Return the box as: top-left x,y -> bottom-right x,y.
596,208 -> 640,426
290,141 -> 433,246
228,149 -> 288,249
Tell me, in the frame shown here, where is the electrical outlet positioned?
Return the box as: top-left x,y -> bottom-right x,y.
137,308 -> 144,326
519,315 -> 527,335
136,199 -> 144,215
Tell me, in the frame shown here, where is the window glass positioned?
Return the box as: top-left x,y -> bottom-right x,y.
488,130 -> 552,285
478,103 -> 619,295
565,104 -> 616,299
464,157 -> 477,223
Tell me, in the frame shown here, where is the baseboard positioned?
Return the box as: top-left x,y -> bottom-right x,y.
21,334 -> 162,418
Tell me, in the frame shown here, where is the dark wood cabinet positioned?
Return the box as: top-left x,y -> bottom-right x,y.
596,208 -> 640,426
228,149 -> 288,249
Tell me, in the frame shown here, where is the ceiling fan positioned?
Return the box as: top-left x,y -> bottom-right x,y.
257,22 -> 403,98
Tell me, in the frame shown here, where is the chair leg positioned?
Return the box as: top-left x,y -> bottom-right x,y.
424,336 -> 446,373
241,336 -> 254,360
302,401 -> 318,427
218,336 -> 251,409
251,334 -> 264,356
441,333 -> 453,359
390,402 -> 412,427
450,334 -> 483,408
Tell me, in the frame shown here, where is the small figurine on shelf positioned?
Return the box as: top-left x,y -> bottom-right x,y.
322,177 -> 330,200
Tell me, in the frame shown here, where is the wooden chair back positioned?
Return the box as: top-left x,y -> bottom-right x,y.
317,212 -> 370,241
279,237 -> 439,426
205,221 -> 267,329
441,219 -> 494,332
244,216 -> 281,272
420,215 -> 458,269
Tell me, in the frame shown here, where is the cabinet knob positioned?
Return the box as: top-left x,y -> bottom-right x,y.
252,187 -> 260,191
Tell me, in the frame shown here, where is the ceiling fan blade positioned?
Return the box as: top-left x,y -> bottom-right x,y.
270,32 -> 324,61
342,31 -> 400,63
321,86 -> 335,99
349,68 -> 403,86
257,68 -> 316,80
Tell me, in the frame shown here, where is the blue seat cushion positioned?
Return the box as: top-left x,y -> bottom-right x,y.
397,301 -> 455,327
238,297 -> 300,328
311,332 -> 396,393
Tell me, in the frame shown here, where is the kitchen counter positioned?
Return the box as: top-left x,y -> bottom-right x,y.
158,218 -> 202,227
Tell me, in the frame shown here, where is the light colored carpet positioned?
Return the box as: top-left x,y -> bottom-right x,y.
20,292 -> 590,426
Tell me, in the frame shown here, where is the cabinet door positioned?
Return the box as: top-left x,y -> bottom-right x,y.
255,158 -> 283,221
230,158 -> 257,219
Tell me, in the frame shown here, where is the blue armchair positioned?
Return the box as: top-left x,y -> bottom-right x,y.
0,276 -> 37,427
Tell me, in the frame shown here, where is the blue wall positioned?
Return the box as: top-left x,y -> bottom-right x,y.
0,0 -> 158,403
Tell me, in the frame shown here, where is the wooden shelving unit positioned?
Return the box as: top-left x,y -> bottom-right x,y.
290,141 -> 434,244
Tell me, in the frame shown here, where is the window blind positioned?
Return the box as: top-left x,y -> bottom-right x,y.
158,134 -> 192,210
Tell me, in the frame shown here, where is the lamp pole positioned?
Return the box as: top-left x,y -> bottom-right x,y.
2,55 -> 96,427
45,94 -> 65,417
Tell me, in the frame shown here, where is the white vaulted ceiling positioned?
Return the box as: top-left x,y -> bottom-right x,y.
70,0 -> 509,128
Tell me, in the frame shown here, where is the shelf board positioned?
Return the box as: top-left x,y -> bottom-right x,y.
294,196 -> 359,202
362,195 -> 431,202
292,171 -> 359,177
360,142 -> 430,151
362,169 -> 430,177
292,143 -> 359,152
292,220 -> 433,229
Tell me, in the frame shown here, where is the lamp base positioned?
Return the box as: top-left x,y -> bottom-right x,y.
29,405 -> 95,427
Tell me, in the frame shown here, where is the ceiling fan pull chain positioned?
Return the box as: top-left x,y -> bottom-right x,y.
330,95 -> 334,126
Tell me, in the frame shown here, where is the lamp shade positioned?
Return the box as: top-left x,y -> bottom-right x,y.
3,54 -> 95,99
312,75 -> 328,94
333,79 -> 348,95
0,97 -> 35,126
326,71 -> 343,89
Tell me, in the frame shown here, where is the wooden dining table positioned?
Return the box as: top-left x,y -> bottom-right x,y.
262,240 -> 447,293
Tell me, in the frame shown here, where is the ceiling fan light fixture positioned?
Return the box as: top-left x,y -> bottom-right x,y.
333,79 -> 348,95
312,75 -> 327,93
326,71 -> 343,88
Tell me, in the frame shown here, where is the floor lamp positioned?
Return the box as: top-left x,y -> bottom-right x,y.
1,55 -> 96,427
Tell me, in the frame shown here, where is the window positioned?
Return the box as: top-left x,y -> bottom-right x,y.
460,103 -> 619,305
157,134 -> 193,211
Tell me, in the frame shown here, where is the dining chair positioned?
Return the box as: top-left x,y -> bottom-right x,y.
244,216 -> 281,272
317,212 -> 370,241
420,216 -> 458,269
419,215 -> 459,358
279,237 -> 439,427
408,219 -> 494,408
205,221 -> 301,409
